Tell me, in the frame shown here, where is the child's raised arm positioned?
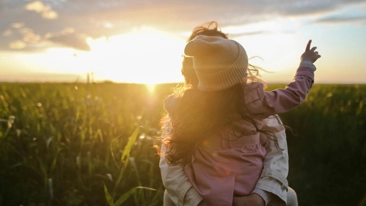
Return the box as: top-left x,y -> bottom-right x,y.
245,40 -> 321,116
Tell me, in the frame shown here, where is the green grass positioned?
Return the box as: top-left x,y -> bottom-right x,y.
276,84 -> 366,206
0,82 -> 169,205
0,82 -> 365,205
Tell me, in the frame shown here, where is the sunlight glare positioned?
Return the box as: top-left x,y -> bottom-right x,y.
45,48 -> 91,73
84,27 -> 185,84
146,83 -> 156,93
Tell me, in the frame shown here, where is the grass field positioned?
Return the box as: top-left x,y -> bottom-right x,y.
0,82 -> 365,206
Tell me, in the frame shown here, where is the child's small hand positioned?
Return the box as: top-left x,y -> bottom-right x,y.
301,40 -> 321,63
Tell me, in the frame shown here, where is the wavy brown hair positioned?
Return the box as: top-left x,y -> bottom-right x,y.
158,21 -> 276,165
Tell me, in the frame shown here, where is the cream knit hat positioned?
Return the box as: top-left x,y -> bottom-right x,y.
184,35 -> 248,91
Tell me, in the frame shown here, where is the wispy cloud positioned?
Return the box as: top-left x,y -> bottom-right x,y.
315,15 -> 366,24
0,0 -> 365,52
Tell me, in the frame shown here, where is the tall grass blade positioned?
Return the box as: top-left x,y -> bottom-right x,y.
114,128 -> 139,189
114,186 -> 156,206
104,184 -> 114,206
121,128 -> 139,168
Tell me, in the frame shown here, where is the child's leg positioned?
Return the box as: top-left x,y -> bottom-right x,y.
287,187 -> 298,206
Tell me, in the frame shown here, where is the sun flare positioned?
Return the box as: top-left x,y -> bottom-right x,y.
83,27 -> 185,84
146,83 -> 156,93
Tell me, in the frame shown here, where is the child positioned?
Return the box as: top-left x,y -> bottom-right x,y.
162,32 -> 320,205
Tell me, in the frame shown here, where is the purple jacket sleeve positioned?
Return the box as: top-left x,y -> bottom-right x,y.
245,67 -> 314,115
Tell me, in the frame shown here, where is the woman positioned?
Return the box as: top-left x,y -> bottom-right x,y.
159,21 -> 307,206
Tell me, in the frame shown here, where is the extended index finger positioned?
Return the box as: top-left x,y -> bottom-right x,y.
306,40 -> 312,51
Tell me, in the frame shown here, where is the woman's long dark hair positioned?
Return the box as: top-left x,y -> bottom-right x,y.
158,21 -> 278,165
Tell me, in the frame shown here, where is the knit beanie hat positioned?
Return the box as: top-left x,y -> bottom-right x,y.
184,35 -> 248,91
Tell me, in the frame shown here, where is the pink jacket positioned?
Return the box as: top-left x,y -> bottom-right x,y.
165,66 -> 314,206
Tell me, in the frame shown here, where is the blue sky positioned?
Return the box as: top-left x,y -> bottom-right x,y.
0,0 -> 365,83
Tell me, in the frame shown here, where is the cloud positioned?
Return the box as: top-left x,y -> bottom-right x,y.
228,31 -> 273,38
9,40 -> 26,49
315,15 -> 366,24
1,22 -> 89,51
47,31 -> 90,51
25,1 -> 58,19
0,0 -> 365,52
275,1 -> 336,16
2,23 -> 42,50
12,22 -> 25,29
2,29 -> 12,36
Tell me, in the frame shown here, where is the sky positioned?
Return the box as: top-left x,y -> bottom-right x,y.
0,0 -> 366,84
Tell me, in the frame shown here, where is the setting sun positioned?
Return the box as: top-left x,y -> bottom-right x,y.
81,27 -> 185,84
